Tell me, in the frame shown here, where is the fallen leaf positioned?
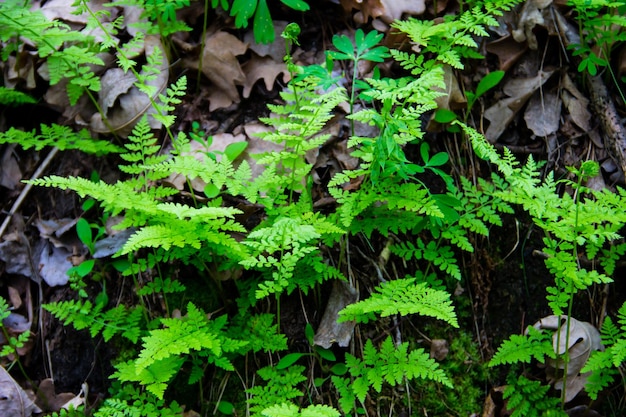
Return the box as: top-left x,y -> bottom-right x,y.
35,379 -> 79,412
0,366 -> 41,417
199,31 -> 248,110
486,35 -> 529,71
242,54 -> 289,98
484,69 -> 555,142
314,280 -> 358,349
245,21 -> 288,62
533,315 -> 603,402
561,73 -> 591,132
512,0 -> 552,50
524,87 -> 561,137
0,145 -> 22,190
39,242 -> 73,287
90,35 -> 169,135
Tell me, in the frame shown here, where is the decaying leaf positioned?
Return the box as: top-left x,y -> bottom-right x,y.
512,0 -> 552,50
561,73 -> 591,132
341,0 -> 425,24
486,35 -> 528,71
90,35 -> 169,135
242,54 -> 289,98
0,366 -> 41,417
0,145 -> 22,191
199,31 -> 248,111
35,379 -> 78,412
524,87 -> 561,137
533,315 -> 603,402
314,280 -> 358,349
484,69 -> 555,142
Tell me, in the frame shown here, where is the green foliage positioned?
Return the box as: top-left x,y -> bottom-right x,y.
338,277 -> 458,328
0,124 -> 122,155
567,0 -> 626,76
230,0 -> 309,43
44,298 -> 143,343
489,326 -> 556,366
0,86 -> 36,106
0,297 -> 31,359
503,375 -> 567,417
332,337 -> 452,413
582,301 -> 626,399
0,1 -> 103,104
93,383 -> 183,417
247,365 -> 307,417
262,403 -> 340,417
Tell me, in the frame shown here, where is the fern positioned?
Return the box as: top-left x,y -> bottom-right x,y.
339,277 -> 458,328
0,125 -> 122,155
503,375 -> 566,417
490,326 -> 556,366
247,365 -> 307,417
0,86 -> 36,105
332,337 -> 451,413
44,299 -> 143,343
262,403 -> 340,417
114,303 -> 248,398
93,383 -> 182,417
0,1 -> 103,104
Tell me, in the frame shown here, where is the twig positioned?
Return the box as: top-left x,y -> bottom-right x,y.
0,147 -> 59,239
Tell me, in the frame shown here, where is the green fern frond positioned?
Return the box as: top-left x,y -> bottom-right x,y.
262,403 -> 340,417
248,365 -> 307,417
503,375 -> 566,417
339,278 -> 458,327
489,326 -> 556,366
44,299 -> 143,343
0,125 -> 122,155
0,87 -> 36,106
333,337 -> 452,412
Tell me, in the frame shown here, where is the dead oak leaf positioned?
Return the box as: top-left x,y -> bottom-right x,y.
242,54 -> 289,98
200,31 -> 248,110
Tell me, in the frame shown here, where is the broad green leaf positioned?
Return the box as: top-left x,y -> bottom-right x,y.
427,151 -> 449,167
253,0 -> 274,43
280,0 -> 309,11
76,218 -> 93,247
475,70 -> 505,97
230,0 -> 256,28
217,401 -> 234,415
204,183 -> 220,198
332,34 -> 354,58
224,141 -> 248,161
434,109 -> 457,123
276,352 -> 305,369
315,346 -> 336,361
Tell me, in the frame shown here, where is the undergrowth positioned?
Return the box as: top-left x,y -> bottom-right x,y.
1,0 -> 626,416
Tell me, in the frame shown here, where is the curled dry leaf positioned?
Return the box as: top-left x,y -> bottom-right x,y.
242,54 -> 289,98
533,315 -> 603,402
314,280 -> 358,349
561,73 -> 591,132
0,366 -> 41,417
90,35 -> 169,135
512,0 -> 553,50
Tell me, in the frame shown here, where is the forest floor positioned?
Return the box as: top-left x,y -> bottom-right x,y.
1,0 -> 626,416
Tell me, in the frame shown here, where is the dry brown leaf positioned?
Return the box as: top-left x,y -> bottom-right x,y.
561,73 -> 591,132
245,21 -> 288,62
0,366 -> 41,417
486,35 -> 528,71
242,54 -> 289,98
340,0 -> 385,21
0,145 -> 22,191
199,31 -> 248,110
38,0 -> 108,24
484,69 -> 555,142
90,35 -> 169,135
314,280 -> 358,349
341,0 -> 425,23
512,0 -> 553,50
35,379 -> 77,412
524,88 -> 561,137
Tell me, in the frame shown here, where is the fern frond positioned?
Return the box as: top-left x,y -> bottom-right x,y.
262,403 -> 340,417
339,278 -> 458,327
44,299 -> 143,343
489,326 -> 556,366
247,365 -> 307,417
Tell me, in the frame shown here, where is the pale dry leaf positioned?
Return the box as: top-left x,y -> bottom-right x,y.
512,0 -> 553,50
314,280 -> 358,349
242,54 -> 289,98
524,88 -> 561,137
242,122 -> 284,178
533,315 -> 603,402
561,73 -> 591,131
90,35 -> 169,135
98,68 -> 136,111
200,31 -> 248,109
0,145 -> 22,190
39,242 -> 73,287
340,0 -> 385,21
379,0 -> 426,23
0,366 -> 41,417
38,0 -> 108,24
484,70 -> 555,142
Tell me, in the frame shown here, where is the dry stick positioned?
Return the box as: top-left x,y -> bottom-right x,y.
0,147 -> 59,239
553,8 -> 626,175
